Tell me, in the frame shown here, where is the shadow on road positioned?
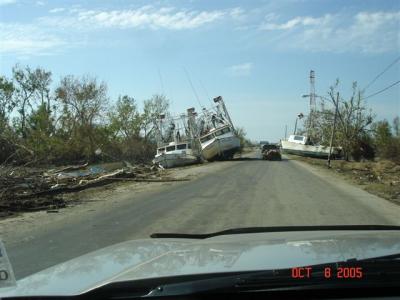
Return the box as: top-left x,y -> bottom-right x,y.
231,157 -> 290,162
232,157 -> 262,161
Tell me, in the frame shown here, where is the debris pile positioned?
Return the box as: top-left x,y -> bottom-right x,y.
0,162 -> 180,216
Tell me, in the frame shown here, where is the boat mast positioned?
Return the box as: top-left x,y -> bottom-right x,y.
186,107 -> 201,154
213,96 -> 235,129
154,114 -> 166,147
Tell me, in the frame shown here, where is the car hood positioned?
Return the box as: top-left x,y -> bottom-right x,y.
2,230 -> 400,297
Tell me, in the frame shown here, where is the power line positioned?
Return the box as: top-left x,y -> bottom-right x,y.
362,56 -> 400,92
363,80 -> 400,100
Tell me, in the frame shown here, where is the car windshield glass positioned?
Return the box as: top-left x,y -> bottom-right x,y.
1,0 -> 399,297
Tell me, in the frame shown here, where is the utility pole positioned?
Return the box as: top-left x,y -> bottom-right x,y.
308,70 -> 316,139
327,92 -> 339,168
284,125 -> 287,140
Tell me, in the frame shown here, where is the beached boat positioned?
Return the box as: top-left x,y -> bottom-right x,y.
281,134 -> 342,158
198,96 -> 240,161
200,125 -> 240,160
153,141 -> 200,168
152,109 -> 202,168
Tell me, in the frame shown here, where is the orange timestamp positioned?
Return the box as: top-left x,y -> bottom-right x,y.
291,266 -> 363,279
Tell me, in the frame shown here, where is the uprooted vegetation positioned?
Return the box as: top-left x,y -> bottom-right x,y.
0,162 -> 189,218
291,156 -> 400,204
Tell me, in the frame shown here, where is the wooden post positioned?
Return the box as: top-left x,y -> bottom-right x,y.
284,125 -> 287,140
327,92 -> 339,168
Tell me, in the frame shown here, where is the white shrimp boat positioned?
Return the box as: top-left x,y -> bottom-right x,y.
198,96 -> 240,161
281,135 -> 342,158
152,108 -> 202,168
153,141 -> 200,168
200,125 -> 240,160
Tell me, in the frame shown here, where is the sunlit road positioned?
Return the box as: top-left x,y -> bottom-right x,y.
6,150 -> 400,279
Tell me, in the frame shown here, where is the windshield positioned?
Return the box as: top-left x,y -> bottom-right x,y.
0,0 -> 399,297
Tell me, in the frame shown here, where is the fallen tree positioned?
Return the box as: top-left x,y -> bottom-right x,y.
0,162 -> 180,216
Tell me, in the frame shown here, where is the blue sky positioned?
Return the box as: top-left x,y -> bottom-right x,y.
0,0 -> 399,141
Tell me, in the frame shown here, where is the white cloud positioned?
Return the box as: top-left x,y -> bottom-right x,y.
49,7 -> 64,13
229,7 -> 246,21
36,1 -> 45,6
260,14 -> 331,30
40,6 -> 230,30
0,5 -> 243,57
0,0 -> 16,6
263,12 -> 279,22
259,11 -> 400,53
0,23 -> 65,56
227,62 -> 253,77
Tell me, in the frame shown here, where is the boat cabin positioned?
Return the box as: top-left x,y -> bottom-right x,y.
287,135 -> 311,145
157,143 -> 191,155
200,126 -> 232,143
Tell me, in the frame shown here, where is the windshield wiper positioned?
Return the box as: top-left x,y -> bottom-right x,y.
151,225 -> 400,239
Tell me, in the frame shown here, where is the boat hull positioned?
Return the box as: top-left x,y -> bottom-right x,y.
153,153 -> 199,168
281,140 -> 342,159
201,136 -> 241,161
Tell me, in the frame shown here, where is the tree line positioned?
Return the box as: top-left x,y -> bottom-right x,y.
302,80 -> 400,162
0,65 -> 251,166
0,65 -> 172,165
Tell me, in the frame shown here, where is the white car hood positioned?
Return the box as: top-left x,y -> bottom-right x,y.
2,230 -> 400,297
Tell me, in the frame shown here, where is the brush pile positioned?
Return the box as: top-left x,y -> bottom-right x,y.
0,162 -> 164,216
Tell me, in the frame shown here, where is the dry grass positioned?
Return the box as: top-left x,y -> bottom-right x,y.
287,155 -> 400,205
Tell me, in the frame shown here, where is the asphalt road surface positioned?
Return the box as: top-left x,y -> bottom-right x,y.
5,151 -> 400,279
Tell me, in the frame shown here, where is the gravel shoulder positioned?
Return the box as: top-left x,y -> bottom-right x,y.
285,155 -> 400,205
285,155 -> 400,224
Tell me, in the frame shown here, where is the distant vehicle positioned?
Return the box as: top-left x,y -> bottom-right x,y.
262,143 -> 282,161
259,141 -> 269,150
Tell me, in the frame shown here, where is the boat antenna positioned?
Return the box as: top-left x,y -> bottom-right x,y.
197,78 -> 214,107
183,67 -> 203,109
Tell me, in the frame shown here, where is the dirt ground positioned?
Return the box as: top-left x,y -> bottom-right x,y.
287,155 -> 400,205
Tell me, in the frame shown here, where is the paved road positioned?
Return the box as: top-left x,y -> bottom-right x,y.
6,152 -> 400,279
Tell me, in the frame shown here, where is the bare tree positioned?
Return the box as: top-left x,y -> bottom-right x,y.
0,76 -> 15,132
32,68 -> 52,111
55,75 -> 108,159
141,94 -> 170,141
304,80 -> 374,160
393,116 -> 400,137
328,80 -> 374,160
109,95 -> 141,139
12,65 -> 39,137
